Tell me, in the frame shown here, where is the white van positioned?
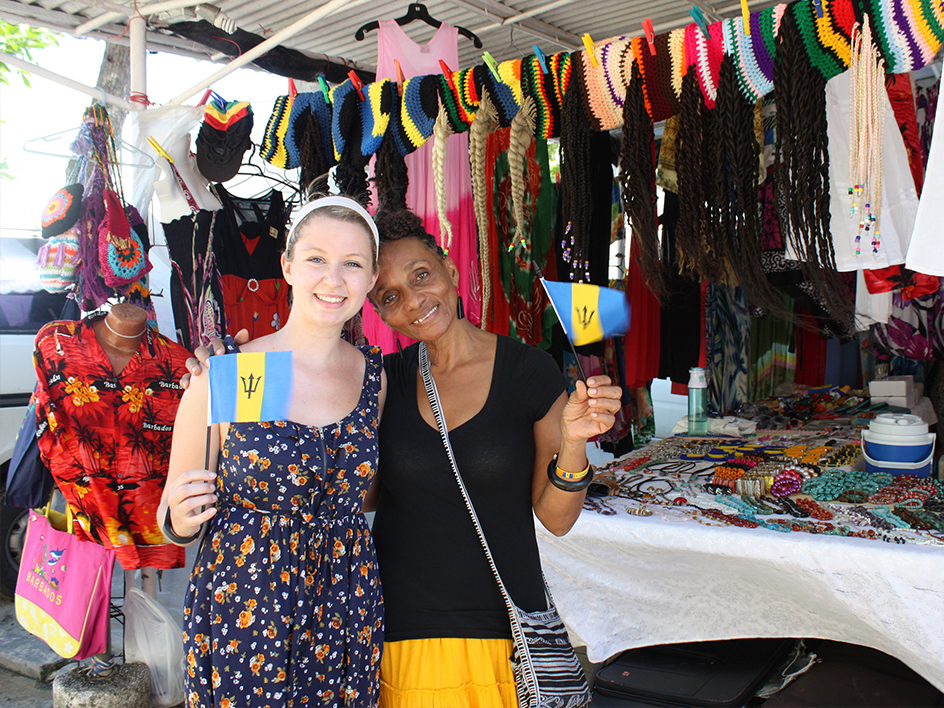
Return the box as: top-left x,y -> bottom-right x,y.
0,233 -> 67,596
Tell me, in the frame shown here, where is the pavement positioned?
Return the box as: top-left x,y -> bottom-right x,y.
0,549 -> 195,708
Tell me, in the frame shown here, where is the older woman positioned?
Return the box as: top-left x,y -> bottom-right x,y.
185,207 -> 621,708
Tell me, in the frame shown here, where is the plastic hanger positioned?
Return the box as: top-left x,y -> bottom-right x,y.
24,125 -> 155,169
355,3 -> 483,47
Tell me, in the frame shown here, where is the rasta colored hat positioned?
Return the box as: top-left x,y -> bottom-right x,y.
397,75 -> 440,154
520,54 -> 563,139
41,184 -> 84,238
476,64 -> 520,128
789,0 -> 849,81
359,79 -> 394,162
196,102 -> 254,182
261,92 -> 296,168
577,35 -> 631,130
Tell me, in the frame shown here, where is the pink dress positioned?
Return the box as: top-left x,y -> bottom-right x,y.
364,20 -> 481,353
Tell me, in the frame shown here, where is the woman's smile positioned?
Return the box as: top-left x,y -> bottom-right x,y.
412,304 -> 439,324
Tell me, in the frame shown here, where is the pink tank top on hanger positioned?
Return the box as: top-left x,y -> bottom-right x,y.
363,19 -> 481,354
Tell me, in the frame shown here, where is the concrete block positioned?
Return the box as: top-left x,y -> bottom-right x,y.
53,662 -> 150,708
0,602 -> 70,680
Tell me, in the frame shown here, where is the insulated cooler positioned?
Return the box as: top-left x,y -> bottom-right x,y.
861,413 -> 935,477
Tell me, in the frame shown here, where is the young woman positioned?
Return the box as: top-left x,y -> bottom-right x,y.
162,196 -> 386,708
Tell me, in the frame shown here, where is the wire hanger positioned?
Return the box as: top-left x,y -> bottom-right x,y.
24,123 -> 155,169
355,3 -> 483,47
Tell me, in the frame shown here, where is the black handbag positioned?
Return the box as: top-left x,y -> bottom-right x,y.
593,638 -> 797,708
5,388 -> 55,509
419,342 -> 592,708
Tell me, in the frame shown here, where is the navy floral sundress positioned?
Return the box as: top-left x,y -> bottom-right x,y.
183,346 -> 384,708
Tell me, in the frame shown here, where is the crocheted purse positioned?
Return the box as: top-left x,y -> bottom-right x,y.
97,189 -> 151,287
37,225 -> 80,293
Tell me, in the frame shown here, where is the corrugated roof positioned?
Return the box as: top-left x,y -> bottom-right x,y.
1,0 -> 784,85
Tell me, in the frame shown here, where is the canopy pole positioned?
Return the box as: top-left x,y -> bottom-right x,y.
168,0 -> 350,105
129,14 -> 147,107
0,50 -> 136,110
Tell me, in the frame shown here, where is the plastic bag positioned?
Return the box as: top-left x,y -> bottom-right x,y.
124,587 -> 185,707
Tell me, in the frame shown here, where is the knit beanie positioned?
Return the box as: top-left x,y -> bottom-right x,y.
685,21 -> 725,109
261,93 -> 296,168
791,0 -> 848,80
633,33 -> 681,122
41,184 -> 84,238
398,74 -> 440,153
577,35 -> 631,130
520,54 -> 561,139
477,63 -> 520,128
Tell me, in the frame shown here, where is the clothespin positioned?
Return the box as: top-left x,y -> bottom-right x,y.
740,0 -> 751,34
643,19 -> 656,55
317,76 -> 332,104
288,77 -> 298,97
483,51 -> 500,81
813,0 -> 824,18
533,44 -> 548,74
147,137 -> 173,162
690,6 -> 711,38
198,89 -> 213,106
582,33 -> 599,67
394,59 -> 405,96
439,59 -> 456,91
348,69 -> 365,101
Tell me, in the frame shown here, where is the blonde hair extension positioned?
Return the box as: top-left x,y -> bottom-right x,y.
509,94 -> 537,244
432,102 -> 454,254
469,89 -> 499,328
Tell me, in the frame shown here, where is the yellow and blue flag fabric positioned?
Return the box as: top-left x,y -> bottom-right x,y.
208,351 -> 293,424
541,279 -> 631,346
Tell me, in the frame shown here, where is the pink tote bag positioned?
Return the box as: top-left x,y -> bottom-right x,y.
15,506 -> 115,659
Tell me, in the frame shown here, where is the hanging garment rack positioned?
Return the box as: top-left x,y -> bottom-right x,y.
355,3 -> 483,47
0,51 -> 136,111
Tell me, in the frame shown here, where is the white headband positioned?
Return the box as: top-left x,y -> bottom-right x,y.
287,195 -> 380,257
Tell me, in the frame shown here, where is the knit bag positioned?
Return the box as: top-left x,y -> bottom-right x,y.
97,189 -> 152,287
37,227 -> 81,293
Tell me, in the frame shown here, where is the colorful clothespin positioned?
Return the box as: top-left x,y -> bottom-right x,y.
317,76 -> 332,104
740,0 -> 751,34
533,44 -> 548,74
146,136 -> 172,162
348,69 -> 365,101
483,51 -> 500,81
690,6 -> 711,38
582,33 -> 599,67
198,89 -> 213,106
439,59 -> 456,91
394,59 -> 405,95
288,77 -> 299,97
643,19 -> 656,55
813,0 -> 824,18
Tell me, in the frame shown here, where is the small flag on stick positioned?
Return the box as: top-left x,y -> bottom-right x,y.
540,279 -> 631,346
208,352 -> 293,424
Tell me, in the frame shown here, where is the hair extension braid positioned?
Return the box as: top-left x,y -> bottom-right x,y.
619,62 -> 665,298
296,105 -> 330,198
374,132 -> 408,213
432,103 -> 454,252
469,89 -> 499,326
675,69 -> 711,279
559,63 -> 595,282
509,94 -> 537,240
774,10 -> 855,332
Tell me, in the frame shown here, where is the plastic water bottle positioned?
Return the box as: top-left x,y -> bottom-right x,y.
688,367 -> 708,435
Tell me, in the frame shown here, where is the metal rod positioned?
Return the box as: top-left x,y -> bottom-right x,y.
168,0 -> 349,105
470,0 -> 580,36
73,0 -> 209,36
129,15 -> 147,108
0,50 -> 136,110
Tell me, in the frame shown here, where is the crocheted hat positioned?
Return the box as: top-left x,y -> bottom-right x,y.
577,35 -> 631,130
633,33 -> 681,122
41,183 -> 83,238
685,20 -> 725,109
261,93 -> 295,168
498,59 -> 524,106
331,79 -> 360,163
477,64 -> 520,128
520,54 -> 559,139
858,0 -> 944,72
668,27 -> 689,100
790,0 -> 848,80
548,51 -> 574,112
723,15 -> 776,102
358,79 -> 393,161
437,72 -> 473,134
398,74 -> 440,154
204,100 -> 251,130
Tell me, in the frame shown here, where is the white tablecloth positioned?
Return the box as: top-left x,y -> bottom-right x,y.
536,507 -> 944,691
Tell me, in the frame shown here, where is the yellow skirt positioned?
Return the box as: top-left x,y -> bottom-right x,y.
379,638 -> 519,708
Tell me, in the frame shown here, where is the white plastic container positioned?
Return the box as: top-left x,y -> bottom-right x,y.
861,413 -> 935,477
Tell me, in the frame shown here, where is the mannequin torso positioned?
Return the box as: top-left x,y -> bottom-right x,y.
91,303 -> 147,376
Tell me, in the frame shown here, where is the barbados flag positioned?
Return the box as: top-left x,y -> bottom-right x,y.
541,279 -> 631,346
208,352 -> 293,424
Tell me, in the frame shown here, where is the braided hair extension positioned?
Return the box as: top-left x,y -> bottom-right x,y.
619,62 -> 665,298
675,69 -> 714,279
774,9 -> 855,332
469,89 -> 499,325
509,94 -> 537,239
559,61 -> 595,282
374,130 -> 408,213
432,103 -> 454,252
296,104 -> 330,198
334,148 -> 370,208
705,73 -> 736,285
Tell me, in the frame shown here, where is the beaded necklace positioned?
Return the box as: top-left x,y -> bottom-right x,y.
848,16 -> 885,257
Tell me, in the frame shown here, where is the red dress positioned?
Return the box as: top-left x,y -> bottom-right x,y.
33,317 -> 190,570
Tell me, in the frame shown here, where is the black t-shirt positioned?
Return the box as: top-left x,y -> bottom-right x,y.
373,336 -> 567,642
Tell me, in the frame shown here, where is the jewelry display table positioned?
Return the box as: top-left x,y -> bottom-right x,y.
536,435 -> 944,692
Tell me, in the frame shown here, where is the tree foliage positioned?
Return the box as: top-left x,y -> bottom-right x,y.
0,20 -> 59,87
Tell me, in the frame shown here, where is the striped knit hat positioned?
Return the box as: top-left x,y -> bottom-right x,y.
668,27 -> 689,100
791,0 -> 849,80
633,32 -> 680,122
520,53 -> 568,139
685,20 -> 725,109
261,93 -> 295,168
437,72 -> 473,134
330,79 -> 360,163
722,10 -> 782,102
358,79 -> 393,161
398,74 -> 440,153
577,35 -> 631,130
477,63 -> 520,127
858,0 -> 944,72
548,51 -> 574,112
